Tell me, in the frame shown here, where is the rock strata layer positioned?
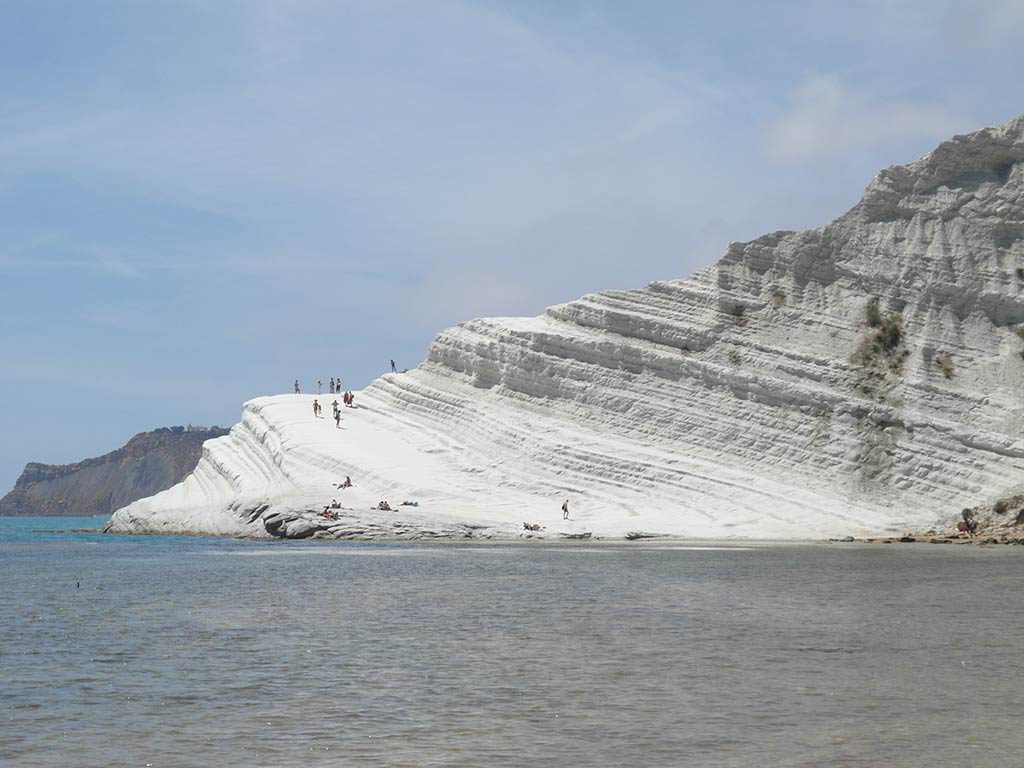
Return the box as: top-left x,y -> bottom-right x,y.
1,427 -> 229,516
108,115 -> 1024,539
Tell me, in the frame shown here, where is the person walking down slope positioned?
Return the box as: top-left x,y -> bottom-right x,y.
332,399 -> 339,418
334,408 -> 341,428
562,499 -> 570,520
313,399 -> 321,418
294,379 -> 301,394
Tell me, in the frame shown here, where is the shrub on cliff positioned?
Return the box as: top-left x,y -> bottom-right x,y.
851,300 -> 905,377
877,314 -> 901,350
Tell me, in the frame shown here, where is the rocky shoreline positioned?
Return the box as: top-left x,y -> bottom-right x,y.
830,500 -> 1024,546
104,478 -> 1024,546
830,533 -> 1024,546
103,500 -> 1024,545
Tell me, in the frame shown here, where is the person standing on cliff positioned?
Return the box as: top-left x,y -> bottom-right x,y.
390,359 -> 397,373
294,380 -> 300,394
329,377 -> 335,394
317,379 -> 323,394
562,499 -> 570,520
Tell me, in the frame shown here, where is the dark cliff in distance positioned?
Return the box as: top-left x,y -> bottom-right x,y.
0,426 -> 230,516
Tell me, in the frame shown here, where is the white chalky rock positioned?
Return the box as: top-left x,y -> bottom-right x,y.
106,115 -> 1024,539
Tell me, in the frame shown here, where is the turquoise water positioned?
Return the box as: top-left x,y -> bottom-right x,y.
3,517 -> 1023,767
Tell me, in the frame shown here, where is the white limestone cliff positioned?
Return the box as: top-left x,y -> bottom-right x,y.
106,114 -> 1024,539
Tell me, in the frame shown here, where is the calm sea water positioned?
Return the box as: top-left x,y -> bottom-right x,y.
2,517 -> 1023,768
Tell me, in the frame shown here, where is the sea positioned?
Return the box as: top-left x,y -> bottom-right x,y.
2,516 -> 1023,768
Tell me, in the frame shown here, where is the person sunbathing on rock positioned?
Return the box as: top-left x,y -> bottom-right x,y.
335,476 -> 353,489
400,500 -> 418,507
376,500 -> 392,511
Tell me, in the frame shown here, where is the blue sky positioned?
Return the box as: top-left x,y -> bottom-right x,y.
2,0 -> 1023,491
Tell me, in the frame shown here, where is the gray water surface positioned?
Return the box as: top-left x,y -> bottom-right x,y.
2,518 -> 1022,767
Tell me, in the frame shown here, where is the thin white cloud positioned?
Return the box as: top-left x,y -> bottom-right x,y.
765,73 -> 969,161
0,1 -> 717,253
859,0 -> 1024,46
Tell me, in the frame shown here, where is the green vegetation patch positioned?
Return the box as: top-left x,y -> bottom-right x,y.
851,297 -> 907,376
865,296 -> 882,328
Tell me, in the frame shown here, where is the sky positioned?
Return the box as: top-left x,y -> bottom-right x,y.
2,0 -> 1024,491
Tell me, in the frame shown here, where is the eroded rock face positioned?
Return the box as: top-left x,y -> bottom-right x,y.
107,115 -> 1024,539
0,427 -> 228,516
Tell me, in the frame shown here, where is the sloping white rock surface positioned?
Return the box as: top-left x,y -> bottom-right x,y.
107,115 -> 1024,539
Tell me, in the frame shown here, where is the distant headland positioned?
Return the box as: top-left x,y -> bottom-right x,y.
0,426 -> 229,517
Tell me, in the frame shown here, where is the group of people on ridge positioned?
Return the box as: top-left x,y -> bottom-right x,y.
309,396 -> 354,428
294,377 -> 351,396
331,393 -> 355,427
295,359 -> 400,403
302,380 -> 356,429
